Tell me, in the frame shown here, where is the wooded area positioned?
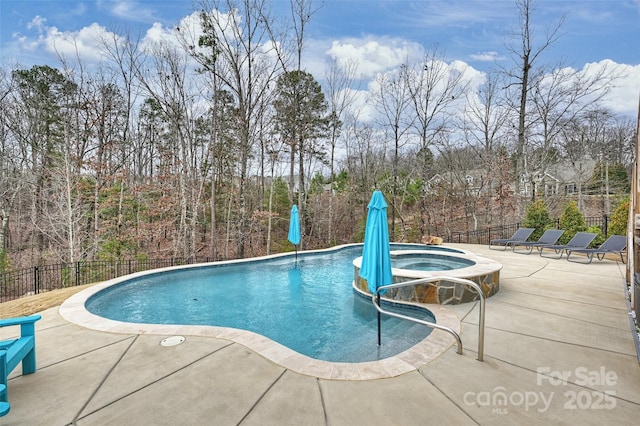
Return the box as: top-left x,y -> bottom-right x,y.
0,0 -> 635,272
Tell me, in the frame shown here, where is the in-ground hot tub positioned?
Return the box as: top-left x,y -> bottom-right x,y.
353,247 -> 502,304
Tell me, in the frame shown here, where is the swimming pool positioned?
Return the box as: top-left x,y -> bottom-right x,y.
85,245 -> 441,363
61,244 -> 464,379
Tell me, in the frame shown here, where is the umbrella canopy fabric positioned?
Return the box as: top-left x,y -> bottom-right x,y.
288,205 -> 301,246
359,190 -> 392,295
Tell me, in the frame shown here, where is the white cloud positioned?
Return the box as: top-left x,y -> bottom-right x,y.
109,1 -> 159,24
139,11 -> 207,54
326,37 -> 423,79
469,51 -> 504,62
139,11 -> 241,58
54,23 -> 113,62
596,60 -> 640,118
348,88 -> 377,122
15,20 -> 114,63
453,60 -> 485,89
141,22 -> 176,47
27,16 -> 47,32
580,60 -> 640,118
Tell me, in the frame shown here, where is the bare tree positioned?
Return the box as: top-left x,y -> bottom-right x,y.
134,39 -> 208,259
502,0 -> 565,187
405,48 -> 469,236
371,65 -> 414,238
527,62 -> 617,199
289,0 -> 321,71
343,117 -> 382,196
178,9 -> 223,260
196,0 -> 286,258
324,58 -> 359,243
325,59 -> 359,181
461,70 -> 512,225
407,49 -> 469,151
0,66 -> 22,259
99,29 -> 147,259
463,71 -> 509,165
37,142 -> 89,264
9,65 -> 78,263
608,116 -> 637,166
559,108 -> 631,213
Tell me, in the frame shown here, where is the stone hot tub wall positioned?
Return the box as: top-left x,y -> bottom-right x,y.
353,249 -> 502,305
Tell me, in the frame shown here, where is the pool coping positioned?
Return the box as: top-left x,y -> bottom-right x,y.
59,245 -> 463,381
60,283 -> 460,380
354,247 -> 503,280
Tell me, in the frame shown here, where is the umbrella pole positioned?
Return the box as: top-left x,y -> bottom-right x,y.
377,293 -> 381,346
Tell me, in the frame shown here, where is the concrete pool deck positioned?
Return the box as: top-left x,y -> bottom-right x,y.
1,243 -> 639,425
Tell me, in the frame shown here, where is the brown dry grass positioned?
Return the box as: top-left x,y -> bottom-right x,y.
0,284 -> 97,318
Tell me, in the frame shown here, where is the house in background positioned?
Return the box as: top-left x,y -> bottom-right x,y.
520,159 -> 597,198
425,173 -> 450,194
426,159 -> 598,199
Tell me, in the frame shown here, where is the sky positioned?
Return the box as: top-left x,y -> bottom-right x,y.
1,0 -> 639,118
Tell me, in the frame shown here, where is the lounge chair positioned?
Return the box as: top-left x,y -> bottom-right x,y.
511,229 -> 565,254
537,232 -> 597,259
489,228 -> 535,250
566,235 -> 627,264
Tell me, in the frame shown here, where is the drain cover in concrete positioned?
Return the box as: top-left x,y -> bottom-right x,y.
161,336 -> 186,347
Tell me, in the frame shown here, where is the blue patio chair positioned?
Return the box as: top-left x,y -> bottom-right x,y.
0,315 -> 41,417
566,235 -> 627,264
511,229 -> 565,254
537,232 -> 597,259
489,228 -> 535,250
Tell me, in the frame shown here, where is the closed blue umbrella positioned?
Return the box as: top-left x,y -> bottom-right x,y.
288,205 -> 301,259
359,190 -> 392,345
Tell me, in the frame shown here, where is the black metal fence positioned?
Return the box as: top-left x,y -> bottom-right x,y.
445,216 -> 609,245
0,216 -> 610,303
0,257 -> 215,303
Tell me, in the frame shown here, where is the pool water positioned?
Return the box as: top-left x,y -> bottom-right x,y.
86,245 -> 439,363
391,253 -> 475,271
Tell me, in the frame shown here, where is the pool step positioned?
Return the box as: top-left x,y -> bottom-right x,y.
328,314 -> 435,362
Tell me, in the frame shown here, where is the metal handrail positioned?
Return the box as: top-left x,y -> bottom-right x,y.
372,276 -> 486,361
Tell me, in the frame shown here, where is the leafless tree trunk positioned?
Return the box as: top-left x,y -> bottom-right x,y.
0,67 -> 20,255
324,58 -> 358,244
197,0 -> 287,258
372,65 -> 413,238
405,47 -> 470,236
461,70 -> 510,224
503,0 -> 565,189
134,40 -> 207,259
289,0 -> 321,250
